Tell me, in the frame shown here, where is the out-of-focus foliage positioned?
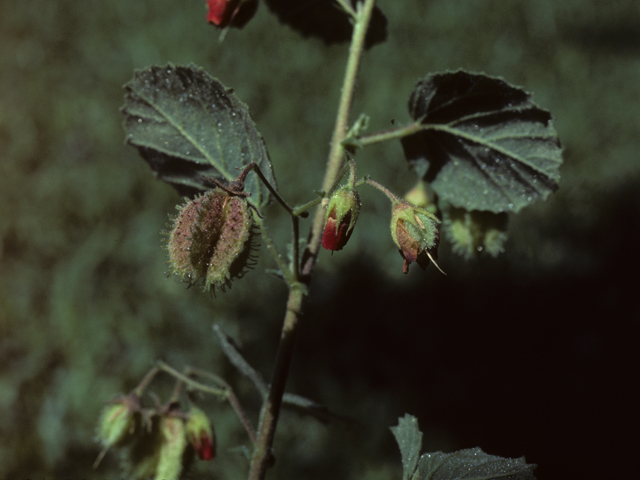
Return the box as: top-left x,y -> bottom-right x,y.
1,1 -> 638,479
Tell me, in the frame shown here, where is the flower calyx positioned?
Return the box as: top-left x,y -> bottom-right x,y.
93,393 -> 142,469
96,393 -> 142,449
390,201 -> 446,275
186,405 -> 216,461
322,185 -> 361,251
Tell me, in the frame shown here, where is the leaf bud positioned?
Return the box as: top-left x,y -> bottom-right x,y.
167,188 -> 257,292
186,405 -> 216,461
322,185 -> 361,251
390,201 -> 445,275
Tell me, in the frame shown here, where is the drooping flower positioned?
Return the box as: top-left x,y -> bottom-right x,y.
390,201 -> 445,275
322,185 -> 361,251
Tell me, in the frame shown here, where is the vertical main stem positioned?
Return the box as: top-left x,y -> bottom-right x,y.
248,289 -> 304,480
302,0 -> 377,279
248,2 -> 377,480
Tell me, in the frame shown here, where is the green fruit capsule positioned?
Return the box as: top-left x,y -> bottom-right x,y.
167,189 -> 257,292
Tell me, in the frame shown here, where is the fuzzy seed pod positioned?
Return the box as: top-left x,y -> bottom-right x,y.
167,189 -> 257,292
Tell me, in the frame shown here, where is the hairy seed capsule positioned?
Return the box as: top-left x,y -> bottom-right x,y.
167,189 -> 256,292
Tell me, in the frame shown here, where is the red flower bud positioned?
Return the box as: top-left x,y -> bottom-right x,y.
322,186 -> 360,251
206,0 -> 240,28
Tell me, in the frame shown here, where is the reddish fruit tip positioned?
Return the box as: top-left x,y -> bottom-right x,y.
322,210 -> 352,251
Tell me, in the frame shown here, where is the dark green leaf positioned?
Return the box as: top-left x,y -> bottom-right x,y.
390,414 -> 423,480
401,71 -> 562,213
122,64 -> 276,205
414,448 -> 536,480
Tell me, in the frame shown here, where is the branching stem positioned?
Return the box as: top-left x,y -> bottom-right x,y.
361,177 -> 401,203
247,2 -> 377,479
157,360 -> 258,444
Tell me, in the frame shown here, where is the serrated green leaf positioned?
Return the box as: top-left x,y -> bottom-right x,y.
122,64 -> 276,205
390,414 -> 423,480
401,70 -> 562,213
415,447 -> 536,480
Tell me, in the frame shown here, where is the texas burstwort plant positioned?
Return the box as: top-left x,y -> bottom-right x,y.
97,0 -> 563,479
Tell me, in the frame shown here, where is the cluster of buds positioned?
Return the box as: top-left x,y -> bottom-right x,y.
95,399 -> 216,480
320,166 -> 445,274
166,166 -> 258,293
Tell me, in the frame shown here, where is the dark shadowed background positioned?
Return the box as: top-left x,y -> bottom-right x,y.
1,1 -> 638,479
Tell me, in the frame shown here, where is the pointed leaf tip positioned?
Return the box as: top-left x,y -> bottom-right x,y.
391,414 -> 423,480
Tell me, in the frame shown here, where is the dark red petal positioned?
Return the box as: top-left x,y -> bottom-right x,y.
198,434 -> 216,461
206,0 -> 232,26
322,216 -> 352,251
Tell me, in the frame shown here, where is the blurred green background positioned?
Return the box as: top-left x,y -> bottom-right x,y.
1,0 -> 638,479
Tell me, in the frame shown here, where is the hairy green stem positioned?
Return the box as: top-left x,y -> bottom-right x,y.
292,197 -> 323,216
362,177 -> 401,203
248,2 -> 377,479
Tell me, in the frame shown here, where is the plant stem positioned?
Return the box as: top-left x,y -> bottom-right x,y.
353,121 -> 423,147
157,361 -> 258,444
362,177 -> 401,203
248,2 -> 377,479
133,366 -> 160,397
253,214 -> 296,286
292,196 -> 323,217
302,0 -> 377,279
